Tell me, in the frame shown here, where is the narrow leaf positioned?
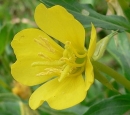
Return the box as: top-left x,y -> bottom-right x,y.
40,0 -> 130,32
107,32 -> 130,81
118,0 -> 130,21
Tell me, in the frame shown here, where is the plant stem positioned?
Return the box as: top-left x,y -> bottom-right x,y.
92,61 -> 130,91
94,67 -> 119,93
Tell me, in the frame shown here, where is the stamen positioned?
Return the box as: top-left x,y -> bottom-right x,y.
38,52 -> 52,61
40,37 -> 55,53
31,60 -> 65,67
33,40 -> 87,80
36,68 -> 61,77
34,36 -> 55,53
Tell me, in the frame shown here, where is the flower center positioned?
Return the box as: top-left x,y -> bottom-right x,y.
32,37 -> 87,82
58,41 -> 87,81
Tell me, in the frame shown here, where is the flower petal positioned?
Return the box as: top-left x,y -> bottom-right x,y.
34,3 -> 85,52
85,58 -> 94,91
11,57 -> 55,86
11,28 -> 63,59
29,75 -> 86,110
88,23 -> 97,58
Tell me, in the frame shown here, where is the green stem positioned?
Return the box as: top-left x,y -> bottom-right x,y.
94,67 -> 119,93
92,61 -> 130,91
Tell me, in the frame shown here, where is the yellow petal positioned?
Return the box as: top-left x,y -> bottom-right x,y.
34,3 -> 85,52
11,28 -> 63,60
85,58 -> 94,91
11,57 -> 55,86
88,23 -> 97,58
29,75 -> 86,110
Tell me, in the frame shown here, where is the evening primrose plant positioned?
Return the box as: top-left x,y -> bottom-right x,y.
11,3 -> 130,110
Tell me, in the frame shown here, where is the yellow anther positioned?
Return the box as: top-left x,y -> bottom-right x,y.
36,68 -> 61,77
34,36 -> 55,53
38,52 -> 52,60
40,37 -> 55,53
31,60 -> 65,67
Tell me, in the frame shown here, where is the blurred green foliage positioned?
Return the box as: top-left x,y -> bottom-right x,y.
0,0 -> 130,115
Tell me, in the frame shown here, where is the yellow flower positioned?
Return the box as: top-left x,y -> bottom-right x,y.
11,3 -> 96,110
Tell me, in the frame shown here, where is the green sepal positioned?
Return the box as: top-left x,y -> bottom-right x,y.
93,31 -> 118,60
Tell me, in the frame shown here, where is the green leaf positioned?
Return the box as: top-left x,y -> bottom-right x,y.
84,94 -> 130,115
107,32 -> 130,81
79,0 -> 95,5
0,78 -> 10,91
0,93 -> 21,101
0,23 -> 14,55
38,103 -> 88,115
0,93 -> 38,115
0,93 -> 21,115
40,0 -> 130,32
118,0 -> 130,21
93,31 -> 117,60
38,105 -> 76,115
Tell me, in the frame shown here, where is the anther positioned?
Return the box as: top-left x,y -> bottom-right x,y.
36,68 -> 61,77
31,60 -> 65,67
38,52 -> 52,61
34,36 -> 56,53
